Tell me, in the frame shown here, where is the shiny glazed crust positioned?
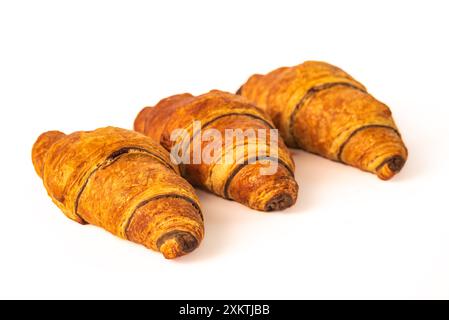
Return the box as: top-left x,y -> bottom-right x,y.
32,126 -> 204,259
237,61 -> 408,180
134,90 -> 298,211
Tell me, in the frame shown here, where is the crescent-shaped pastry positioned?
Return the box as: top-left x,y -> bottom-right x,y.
32,127 -> 204,259
134,90 -> 298,211
237,61 -> 407,180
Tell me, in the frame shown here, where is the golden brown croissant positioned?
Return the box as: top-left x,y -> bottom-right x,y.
134,90 -> 298,211
32,126 -> 204,259
237,61 -> 408,180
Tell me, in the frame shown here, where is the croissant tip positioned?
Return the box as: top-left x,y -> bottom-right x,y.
157,230 -> 199,259
32,130 -> 66,178
376,155 -> 406,180
235,85 -> 243,95
264,193 -> 295,211
133,107 -> 152,132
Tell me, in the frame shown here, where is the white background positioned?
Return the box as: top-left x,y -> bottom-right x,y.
1,0 -> 448,299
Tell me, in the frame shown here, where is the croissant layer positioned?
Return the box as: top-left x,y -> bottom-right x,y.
238,61 -> 407,180
134,90 -> 298,211
32,126 -> 204,259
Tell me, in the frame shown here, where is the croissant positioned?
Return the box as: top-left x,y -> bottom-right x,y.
134,90 -> 298,211
32,127 -> 204,259
237,61 -> 408,180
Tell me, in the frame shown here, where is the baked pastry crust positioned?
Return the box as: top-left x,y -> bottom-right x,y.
134,90 -> 298,211
238,61 -> 408,180
32,126 -> 204,259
